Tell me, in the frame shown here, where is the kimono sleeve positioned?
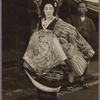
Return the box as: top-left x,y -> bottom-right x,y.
54,18 -> 95,59
89,19 -> 98,52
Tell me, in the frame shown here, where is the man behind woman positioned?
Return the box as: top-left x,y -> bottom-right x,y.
66,1 -> 98,91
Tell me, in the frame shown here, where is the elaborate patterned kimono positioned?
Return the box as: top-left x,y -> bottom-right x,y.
23,17 -> 95,88
66,14 -> 98,52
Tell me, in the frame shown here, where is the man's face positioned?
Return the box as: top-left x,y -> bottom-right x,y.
43,4 -> 54,19
77,3 -> 87,15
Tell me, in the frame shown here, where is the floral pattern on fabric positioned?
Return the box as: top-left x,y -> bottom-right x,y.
23,29 -> 67,75
54,18 -> 95,59
23,18 -> 95,77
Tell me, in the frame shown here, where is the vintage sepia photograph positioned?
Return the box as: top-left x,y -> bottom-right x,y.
2,0 -> 99,100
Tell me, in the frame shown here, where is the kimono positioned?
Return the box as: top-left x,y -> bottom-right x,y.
23,17 -> 95,88
66,14 -> 98,52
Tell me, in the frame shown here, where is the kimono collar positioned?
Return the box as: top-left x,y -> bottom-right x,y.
76,14 -> 87,22
42,17 -> 56,29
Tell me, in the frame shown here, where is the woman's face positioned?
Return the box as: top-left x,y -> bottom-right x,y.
43,4 -> 54,19
77,3 -> 87,15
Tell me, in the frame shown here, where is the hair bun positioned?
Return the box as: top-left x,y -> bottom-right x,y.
40,0 -> 54,11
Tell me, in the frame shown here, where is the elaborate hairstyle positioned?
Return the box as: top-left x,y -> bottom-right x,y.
40,0 -> 55,11
40,0 -> 56,17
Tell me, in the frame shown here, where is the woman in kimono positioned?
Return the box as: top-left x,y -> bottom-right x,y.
23,0 -> 95,100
